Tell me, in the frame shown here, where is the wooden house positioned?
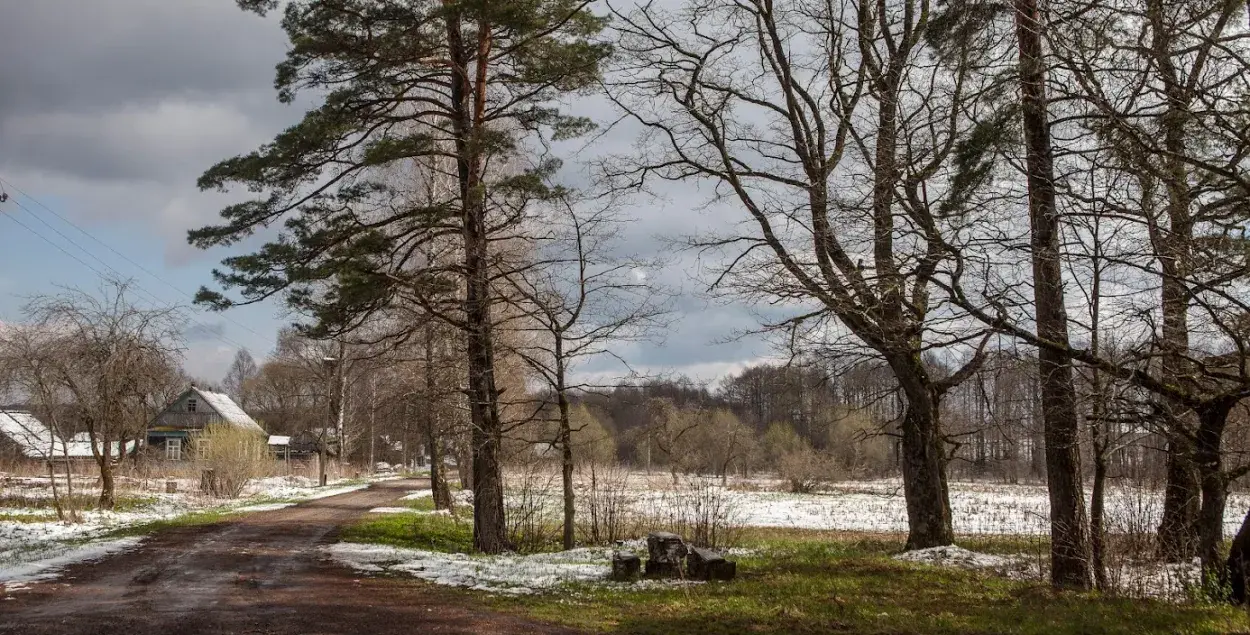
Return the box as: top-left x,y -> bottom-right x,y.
0,407 -> 132,464
147,387 -> 266,460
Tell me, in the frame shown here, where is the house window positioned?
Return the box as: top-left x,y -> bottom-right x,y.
186,398 -> 198,413
165,438 -> 182,461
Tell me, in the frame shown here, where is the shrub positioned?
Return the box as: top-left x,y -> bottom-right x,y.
195,425 -> 270,498
576,460 -> 640,545
778,446 -> 839,494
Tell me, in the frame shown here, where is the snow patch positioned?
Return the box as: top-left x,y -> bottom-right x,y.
234,502 -> 296,513
368,507 -> 412,514
326,542 -> 625,594
0,537 -> 143,588
894,545 -> 1034,578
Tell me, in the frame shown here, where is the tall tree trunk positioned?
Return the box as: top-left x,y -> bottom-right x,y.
1013,0 -> 1092,590
891,357 -> 954,550
425,325 -> 452,510
558,368 -> 575,550
1226,505 -> 1250,604
1194,402 -> 1232,591
1089,416 -> 1109,591
1145,0 -> 1202,565
447,8 -> 507,553
1158,430 -> 1201,560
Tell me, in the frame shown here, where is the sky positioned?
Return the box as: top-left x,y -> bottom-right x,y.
0,0 -> 770,386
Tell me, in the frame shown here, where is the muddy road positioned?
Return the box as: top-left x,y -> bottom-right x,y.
0,479 -> 576,635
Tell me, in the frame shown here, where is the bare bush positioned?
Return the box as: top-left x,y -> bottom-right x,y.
576,461 -> 640,545
504,460 -> 561,552
652,475 -> 742,549
196,425 -> 270,498
779,447 -> 839,494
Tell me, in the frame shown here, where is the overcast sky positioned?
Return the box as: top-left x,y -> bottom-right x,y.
0,0 -> 771,385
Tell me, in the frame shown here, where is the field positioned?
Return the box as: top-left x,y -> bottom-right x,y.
325,475 -> 1250,634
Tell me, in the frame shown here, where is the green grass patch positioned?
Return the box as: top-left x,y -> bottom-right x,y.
0,512 -> 58,523
489,530 -> 1246,635
0,493 -> 159,513
340,509 -> 474,553
102,508 -> 239,538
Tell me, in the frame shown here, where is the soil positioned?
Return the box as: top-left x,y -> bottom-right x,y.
0,478 -> 579,635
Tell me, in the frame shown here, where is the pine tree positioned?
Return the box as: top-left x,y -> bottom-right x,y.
191,0 -> 610,553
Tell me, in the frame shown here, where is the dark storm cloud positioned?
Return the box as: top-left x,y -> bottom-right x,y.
0,0 -> 283,118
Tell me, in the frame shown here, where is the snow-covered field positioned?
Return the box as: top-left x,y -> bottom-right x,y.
331,475 -> 1248,599
0,472 -> 387,591
721,479 -> 1250,537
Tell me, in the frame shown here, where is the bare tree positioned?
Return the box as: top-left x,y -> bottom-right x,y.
1011,0 -> 1094,590
21,281 -> 184,509
505,195 -> 669,549
604,0 -> 998,549
0,326 -> 80,521
222,349 -> 259,411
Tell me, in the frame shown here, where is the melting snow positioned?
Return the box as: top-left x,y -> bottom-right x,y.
0,537 -> 143,589
327,542 -> 634,594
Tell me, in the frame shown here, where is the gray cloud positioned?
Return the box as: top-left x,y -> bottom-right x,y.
0,0 -> 785,381
183,321 -> 226,343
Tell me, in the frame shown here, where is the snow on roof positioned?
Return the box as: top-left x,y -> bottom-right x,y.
0,410 -> 132,459
0,409 -> 58,458
192,388 -> 266,435
267,435 -> 290,446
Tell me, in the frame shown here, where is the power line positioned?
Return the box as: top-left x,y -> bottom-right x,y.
0,198 -> 253,353
0,176 -> 269,340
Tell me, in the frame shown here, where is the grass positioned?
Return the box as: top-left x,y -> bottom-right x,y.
337,514 -> 1249,635
102,508 -> 240,538
497,532 -> 1249,635
339,504 -> 474,553
0,493 -> 159,513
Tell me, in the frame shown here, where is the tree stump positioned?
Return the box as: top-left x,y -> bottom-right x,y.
611,550 -> 641,581
686,547 -> 736,581
644,532 -> 688,578
200,469 -> 217,496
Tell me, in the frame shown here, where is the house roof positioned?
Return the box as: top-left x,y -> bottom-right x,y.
0,409 -> 58,458
190,388 -> 266,435
0,409 -> 132,458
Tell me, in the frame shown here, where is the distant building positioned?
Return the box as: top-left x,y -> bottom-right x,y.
147,386 -> 266,460
0,408 -> 133,462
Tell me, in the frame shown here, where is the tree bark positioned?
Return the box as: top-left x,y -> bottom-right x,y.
891,356 -> 954,550
1227,505 -> 1250,604
446,7 -> 507,553
1158,430 -> 1201,560
424,324 -> 452,510
1194,402 -> 1233,591
1013,0 -> 1093,590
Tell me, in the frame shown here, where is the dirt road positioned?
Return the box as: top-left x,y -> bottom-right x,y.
0,479 -> 576,635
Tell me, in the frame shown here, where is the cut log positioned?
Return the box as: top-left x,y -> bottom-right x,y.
611,550 -> 641,582
645,532 -> 688,578
686,546 -> 736,581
